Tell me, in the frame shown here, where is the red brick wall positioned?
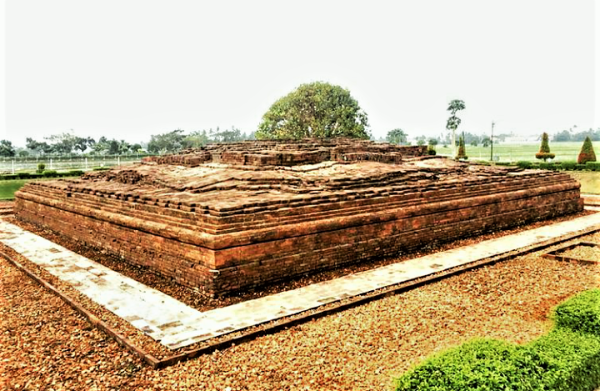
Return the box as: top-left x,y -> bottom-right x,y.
15,181 -> 583,296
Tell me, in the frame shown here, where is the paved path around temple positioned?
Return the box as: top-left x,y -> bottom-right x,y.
1,212 -> 600,350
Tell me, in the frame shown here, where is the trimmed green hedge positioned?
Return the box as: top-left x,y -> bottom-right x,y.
553,289 -> 600,335
501,161 -> 597,171
0,170 -> 85,181
395,339 -> 548,391
395,289 -> 600,391
539,162 -> 557,170
586,162 -> 600,171
559,160 -> 577,170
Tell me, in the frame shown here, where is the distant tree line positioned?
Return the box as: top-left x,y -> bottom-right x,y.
383,130 -> 497,148
24,133 -> 143,156
1,80 -> 599,159
0,127 -> 255,158
147,127 -> 255,154
552,127 -> 600,142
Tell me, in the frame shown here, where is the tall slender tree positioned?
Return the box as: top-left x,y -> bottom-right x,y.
446,100 -> 466,158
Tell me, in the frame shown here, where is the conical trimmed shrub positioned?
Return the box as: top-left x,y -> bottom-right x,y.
577,136 -> 597,164
456,136 -> 467,160
535,132 -> 555,161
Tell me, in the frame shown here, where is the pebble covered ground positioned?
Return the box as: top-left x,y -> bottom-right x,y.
2,221 -> 599,390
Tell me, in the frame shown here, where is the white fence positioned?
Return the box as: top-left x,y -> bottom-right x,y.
0,155 -> 150,174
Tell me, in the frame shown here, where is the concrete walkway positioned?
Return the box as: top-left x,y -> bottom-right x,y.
1,213 -> 600,350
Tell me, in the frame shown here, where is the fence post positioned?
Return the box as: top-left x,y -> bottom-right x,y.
11,160 -> 15,175
50,158 -> 53,170
85,158 -> 88,171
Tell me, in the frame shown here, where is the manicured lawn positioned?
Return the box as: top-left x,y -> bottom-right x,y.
0,177 -> 78,200
437,141 -> 585,162
568,171 -> 600,195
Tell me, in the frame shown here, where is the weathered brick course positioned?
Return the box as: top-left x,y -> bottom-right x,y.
15,138 -> 583,296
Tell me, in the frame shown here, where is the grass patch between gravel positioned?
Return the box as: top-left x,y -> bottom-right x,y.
0,177 -> 78,200
395,289 -> 600,391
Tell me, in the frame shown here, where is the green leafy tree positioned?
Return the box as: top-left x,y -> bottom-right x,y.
553,129 -> 572,142
117,140 -> 132,154
535,132 -> 555,161
92,136 -> 109,154
184,130 -> 210,148
256,82 -> 370,140
577,136 -> 597,164
107,140 -> 120,155
45,132 -> 78,154
0,140 -> 15,157
446,99 -> 466,158
387,128 -> 408,145
74,137 -> 95,153
148,129 -> 186,154
26,137 -> 52,154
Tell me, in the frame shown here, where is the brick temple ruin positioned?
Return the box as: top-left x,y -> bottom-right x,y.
15,138 -> 584,296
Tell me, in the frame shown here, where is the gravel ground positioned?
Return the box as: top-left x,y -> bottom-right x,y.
559,243 -> 600,262
2,227 -> 599,390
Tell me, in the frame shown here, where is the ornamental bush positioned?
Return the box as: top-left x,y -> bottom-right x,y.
535,132 -> 555,161
456,136 -> 467,160
577,136 -> 597,164
394,289 -> 600,391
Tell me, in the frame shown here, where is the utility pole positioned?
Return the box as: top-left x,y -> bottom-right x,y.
490,121 -> 495,162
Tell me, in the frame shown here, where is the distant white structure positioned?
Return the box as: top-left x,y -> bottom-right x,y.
502,135 -> 539,144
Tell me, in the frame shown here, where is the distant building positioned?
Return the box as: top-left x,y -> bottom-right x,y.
503,135 -> 539,144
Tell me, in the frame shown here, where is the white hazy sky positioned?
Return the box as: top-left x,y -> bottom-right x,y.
1,0 -> 599,146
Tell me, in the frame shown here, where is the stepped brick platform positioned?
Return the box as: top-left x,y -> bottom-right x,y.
14,139 -> 584,296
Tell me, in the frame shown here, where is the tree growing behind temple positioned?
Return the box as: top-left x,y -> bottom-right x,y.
535,132 -> 555,162
578,136 -> 597,164
387,128 -> 408,145
147,129 -> 186,154
256,82 -> 370,140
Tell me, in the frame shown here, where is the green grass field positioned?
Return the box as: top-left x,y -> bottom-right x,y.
0,177 -> 79,200
437,141 -> 584,162
568,172 -> 600,195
